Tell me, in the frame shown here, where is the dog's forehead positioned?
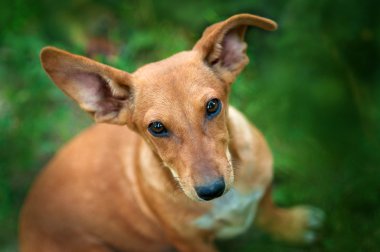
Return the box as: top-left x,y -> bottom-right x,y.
132,51 -> 220,89
133,51 -> 225,103
133,51 -> 199,76
131,51 -> 227,125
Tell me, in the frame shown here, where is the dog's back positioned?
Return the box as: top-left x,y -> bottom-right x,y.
20,124 -> 170,252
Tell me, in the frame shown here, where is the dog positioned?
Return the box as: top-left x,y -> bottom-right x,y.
20,14 -> 324,252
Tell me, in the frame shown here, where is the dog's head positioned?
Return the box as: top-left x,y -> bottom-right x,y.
41,14 -> 277,201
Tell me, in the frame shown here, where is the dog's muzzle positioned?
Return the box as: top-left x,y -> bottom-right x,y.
195,177 -> 225,201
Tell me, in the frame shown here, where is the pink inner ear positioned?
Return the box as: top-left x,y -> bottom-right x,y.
69,72 -> 121,114
220,28 -> 246,69
71,72 -> 108,109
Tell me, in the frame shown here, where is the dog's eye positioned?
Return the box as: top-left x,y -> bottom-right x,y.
206,98 -> 222,119
148,121 -> 169,137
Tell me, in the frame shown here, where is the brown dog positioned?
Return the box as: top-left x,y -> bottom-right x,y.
20,14 -> 324,252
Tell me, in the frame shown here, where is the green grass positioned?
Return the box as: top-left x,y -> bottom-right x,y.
0,0 -> 379,251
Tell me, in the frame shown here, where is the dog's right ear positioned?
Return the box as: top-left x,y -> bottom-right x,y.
193,14 -> 277,84
41,47 -> 134,125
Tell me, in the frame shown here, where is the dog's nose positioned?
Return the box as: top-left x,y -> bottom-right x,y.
195,178 -> 225,201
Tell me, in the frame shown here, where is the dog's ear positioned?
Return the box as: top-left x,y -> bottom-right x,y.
193,14 -> 277,83
41,47 -> 134,125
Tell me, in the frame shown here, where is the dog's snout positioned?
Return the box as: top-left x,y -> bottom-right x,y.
195,178 -> 225,201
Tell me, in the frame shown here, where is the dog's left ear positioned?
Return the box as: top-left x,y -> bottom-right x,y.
193,14 -> 277,83
40,47 -> 135,125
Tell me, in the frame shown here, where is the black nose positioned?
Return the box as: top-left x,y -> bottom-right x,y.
195,178 -> 225,201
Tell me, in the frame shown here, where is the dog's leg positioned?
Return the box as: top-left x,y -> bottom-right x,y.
254,185 -> 325,244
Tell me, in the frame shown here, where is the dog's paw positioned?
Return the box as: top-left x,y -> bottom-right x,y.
283,205 -> 325,244
306,206 -> 325,229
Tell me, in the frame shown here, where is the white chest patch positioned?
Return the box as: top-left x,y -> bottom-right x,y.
193,188 -> 264,239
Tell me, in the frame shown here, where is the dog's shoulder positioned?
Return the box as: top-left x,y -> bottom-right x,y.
228,105 -> 272,158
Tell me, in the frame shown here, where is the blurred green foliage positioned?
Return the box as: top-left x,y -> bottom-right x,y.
0,0 -> 379,251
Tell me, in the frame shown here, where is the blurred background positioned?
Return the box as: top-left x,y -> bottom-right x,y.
0,0 -> 379,251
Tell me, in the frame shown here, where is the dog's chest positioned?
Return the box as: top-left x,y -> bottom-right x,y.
193,188 -> 263,239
